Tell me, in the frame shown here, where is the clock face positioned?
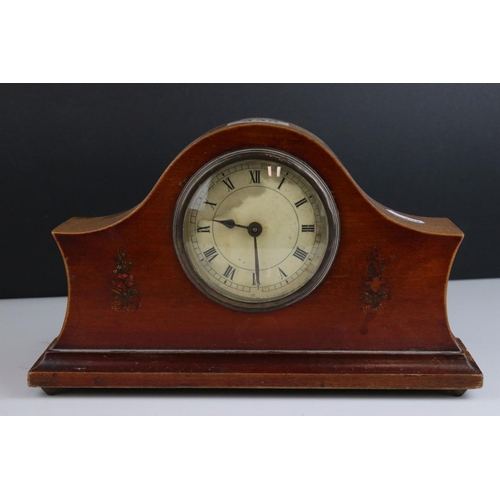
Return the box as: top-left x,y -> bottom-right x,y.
173,148 -> 340,311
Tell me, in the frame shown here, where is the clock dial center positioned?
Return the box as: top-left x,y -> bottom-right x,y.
248,222 -> 262,237
211,184 -> 299,273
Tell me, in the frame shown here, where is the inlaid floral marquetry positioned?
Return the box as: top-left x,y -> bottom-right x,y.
110,246 -> 140,311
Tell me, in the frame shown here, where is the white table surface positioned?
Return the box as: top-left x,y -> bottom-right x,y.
1,278 -> 498,415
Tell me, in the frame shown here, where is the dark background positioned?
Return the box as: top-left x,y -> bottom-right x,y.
1,84 -> 499,299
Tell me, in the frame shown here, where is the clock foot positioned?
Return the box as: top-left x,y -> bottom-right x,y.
42,387 -> 59,396
450,389 -> 467,397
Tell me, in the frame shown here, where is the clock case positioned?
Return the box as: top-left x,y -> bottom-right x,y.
28,119 -> 483,395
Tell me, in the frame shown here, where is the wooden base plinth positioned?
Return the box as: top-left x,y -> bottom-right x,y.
28,339 -> 482,394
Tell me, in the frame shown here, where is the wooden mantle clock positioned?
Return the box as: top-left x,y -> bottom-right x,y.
28,118 -> 483,395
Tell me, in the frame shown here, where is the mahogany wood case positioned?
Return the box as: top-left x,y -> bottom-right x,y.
28,119 -> 483,395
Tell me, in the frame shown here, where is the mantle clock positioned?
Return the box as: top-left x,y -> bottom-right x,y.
28,118 -> 483,395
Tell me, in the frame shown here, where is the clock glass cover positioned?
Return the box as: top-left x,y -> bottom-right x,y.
173,148 -> 340,311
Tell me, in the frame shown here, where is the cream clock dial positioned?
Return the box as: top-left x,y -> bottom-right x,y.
173,148 -> 340,311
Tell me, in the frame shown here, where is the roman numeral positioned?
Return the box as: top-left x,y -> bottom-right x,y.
203,247 -> 218,262
197,225 -> 210,233
204,200 -> 217,210
277,178 -> 285,190
223,265 -> 235,280
301,225 -> 315,232
222,178 -> 235,191
295,198 -> 307,208
293,247 -> 308,261
252,273 -> 256,285
249,170 -> 261,183
278,267 -> 287,279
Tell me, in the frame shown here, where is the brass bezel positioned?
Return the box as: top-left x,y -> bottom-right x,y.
173,147 -> 340,312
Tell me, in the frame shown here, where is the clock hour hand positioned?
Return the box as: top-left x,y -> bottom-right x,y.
213,218 -> 262,287
213,219 -> 249,230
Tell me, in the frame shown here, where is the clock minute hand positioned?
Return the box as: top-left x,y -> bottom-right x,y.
253,235 -> 260,288
213,219 -> 249,230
